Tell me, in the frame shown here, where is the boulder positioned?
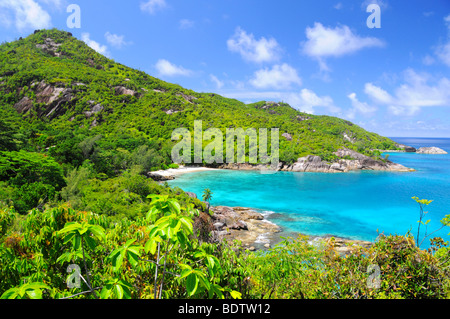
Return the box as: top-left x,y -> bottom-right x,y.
210,206 -> 281,248
282,133 -> 293,141
185,192 -> 197,199
416,147 -> 447,154
146,172 -> 175,181
84,104 -> 104,118
114,86 -> 137,96
395,143 -> 417,153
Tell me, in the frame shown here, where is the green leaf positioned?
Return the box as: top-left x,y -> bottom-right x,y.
176,231 -> 187,247
109,249 -> 125,273
1,288 -> 19,299
186,273 -> 199,296
72,235 -> 81,251
88,225 -> 106,241
168,200 -> 181,215
209,284 -> 224,299
84,236 -> 97,251
230,290 -> 242,299
114,283 -> 124,299
127,251 -> 141,268
146,206 -> 159,223
145,238 -> 160,255
179,217 -> 193,235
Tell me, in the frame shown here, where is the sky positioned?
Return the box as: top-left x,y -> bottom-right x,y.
1,0 -> 450,138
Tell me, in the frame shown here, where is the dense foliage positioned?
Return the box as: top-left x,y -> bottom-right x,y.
1,203 -> 450,299
2,29 -> 447,301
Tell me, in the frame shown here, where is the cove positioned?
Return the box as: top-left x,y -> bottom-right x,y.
168,138 -> 450,248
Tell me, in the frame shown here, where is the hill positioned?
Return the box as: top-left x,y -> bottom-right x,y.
0,28 -> 404,214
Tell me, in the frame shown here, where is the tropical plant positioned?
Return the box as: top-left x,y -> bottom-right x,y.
412,197 -> 450,247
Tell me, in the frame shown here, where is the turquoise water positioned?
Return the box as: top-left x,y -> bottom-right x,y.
168,138 -> 450,247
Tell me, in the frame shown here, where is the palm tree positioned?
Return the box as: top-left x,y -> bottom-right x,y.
202,188 -> 213,213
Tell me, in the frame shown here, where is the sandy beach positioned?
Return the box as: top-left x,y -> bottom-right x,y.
151,165 -> 218,178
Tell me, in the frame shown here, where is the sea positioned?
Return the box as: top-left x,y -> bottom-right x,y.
167,137 -> 450,248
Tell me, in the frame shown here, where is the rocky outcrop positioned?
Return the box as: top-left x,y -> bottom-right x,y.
282,148 -> 414,173
210,206 -> 281,249
217,148 -> 413,173
114,86 -> 137,96
282,133 -> 293,141
176,92 -> 198,103
218,162 -> 283,172
14,97 -> 34,113
209,206 -> 373,253
36,37 -> 63,57
13,81 -> 75,119
296,115 -> 310,122
146,171 -> 175,181
395,143 -> 417,153
416,147 -> 447,154
84,103 -> 104,118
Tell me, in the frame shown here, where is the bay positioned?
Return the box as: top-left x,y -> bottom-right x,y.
168,137 -> 450,247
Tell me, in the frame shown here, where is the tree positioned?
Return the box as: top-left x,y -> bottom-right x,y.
202,188 -> 213,213
0,119 -> 17,151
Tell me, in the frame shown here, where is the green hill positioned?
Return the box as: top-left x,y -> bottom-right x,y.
0,28 -> 400,214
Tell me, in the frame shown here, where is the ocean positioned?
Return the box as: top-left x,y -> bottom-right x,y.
167,137 -> 450,248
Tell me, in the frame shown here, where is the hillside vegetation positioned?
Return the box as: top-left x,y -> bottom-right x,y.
2,29 -> 447,301
0,29 -> 400,213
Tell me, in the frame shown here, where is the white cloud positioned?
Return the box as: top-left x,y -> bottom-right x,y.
302,23 -> 385,58
81,33 -> 110,57
433,15 -> 450,67
292,89 -> 340,114
334,2 -> 343,10
435,43 -> 450,66
210,74 -> 224,89
155,59 -> 192,77
249,64 -> 302,90
179,19 -> 194,29
301,22 -> 384,71
0,0 -> 52,31
227,27 -> 282,63
105,32 -> 132,49
364,82 -> 394,104
422,55 -> 435,66
364,69 -> 450,116
140,0 -> 167,14
347,92 -> 377,119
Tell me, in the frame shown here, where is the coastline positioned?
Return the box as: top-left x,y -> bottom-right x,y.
150,143 -> 445,252
149,163 -> 400,252
149,166 -> 218,180
209,205 -> 374,254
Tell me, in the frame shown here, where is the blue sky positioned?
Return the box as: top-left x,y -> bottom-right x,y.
1,0 -> 450,137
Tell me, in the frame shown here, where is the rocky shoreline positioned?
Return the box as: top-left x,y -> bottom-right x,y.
146,144 -> 449,181
381,144 -> 448,155
218,147 -> 415,173
209,206 -> 282,250
147,145 -> 446,253
208,205 -> 373,255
